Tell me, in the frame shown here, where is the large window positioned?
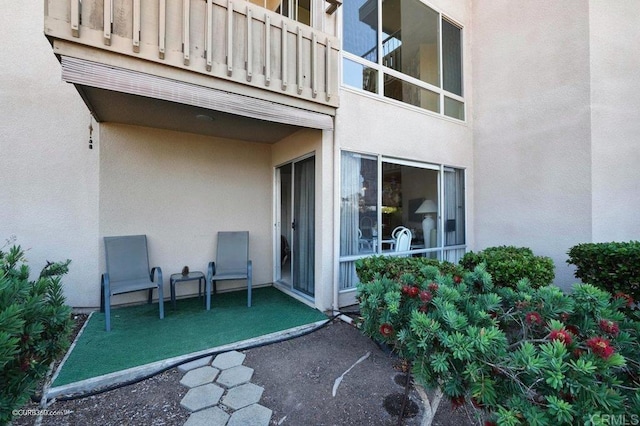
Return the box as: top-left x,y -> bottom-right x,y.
342,0 -> 464,120
339,151 -> 466,290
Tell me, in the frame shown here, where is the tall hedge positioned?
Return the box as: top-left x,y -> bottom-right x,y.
567,241 -> 640,302
459,246 -> 555,289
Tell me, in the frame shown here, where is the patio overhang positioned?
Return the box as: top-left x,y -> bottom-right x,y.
61,55 -> 334,143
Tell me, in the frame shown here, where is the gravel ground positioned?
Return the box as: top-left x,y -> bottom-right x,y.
11,317 -> 480,426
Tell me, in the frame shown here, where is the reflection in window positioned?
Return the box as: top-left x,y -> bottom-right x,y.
343,58 -> 378,93
381,0 -> 439,87
343,0 -> 378,62
384,74 -> 439,113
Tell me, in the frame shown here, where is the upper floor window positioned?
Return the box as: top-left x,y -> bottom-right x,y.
250,0 -> 311,26
342,0 -> 464,120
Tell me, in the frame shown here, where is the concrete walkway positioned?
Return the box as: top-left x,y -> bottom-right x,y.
178,351 -> 272,426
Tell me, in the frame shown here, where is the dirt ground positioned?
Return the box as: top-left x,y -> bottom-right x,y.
11,317 -> 480,426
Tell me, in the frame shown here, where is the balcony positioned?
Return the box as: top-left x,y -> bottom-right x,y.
44,0 -> 340,140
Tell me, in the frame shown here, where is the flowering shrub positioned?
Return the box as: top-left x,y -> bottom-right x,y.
356,263 -> 640,424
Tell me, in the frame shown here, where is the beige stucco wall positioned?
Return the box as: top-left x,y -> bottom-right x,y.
589,0 -> 640,243
472,1 -> 593,288
0,1 -> 100,307
99,124 -> 274,306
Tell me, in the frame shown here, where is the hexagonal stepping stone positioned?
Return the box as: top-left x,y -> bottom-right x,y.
178,356 -> 213,373
180,383 -> 224,412
212,350 -> 246,370
184,406 -> 230,426
216,365 -> 254,388
180,366 -> 220,388
222,383 -> 264,410
227,404 -> 272,426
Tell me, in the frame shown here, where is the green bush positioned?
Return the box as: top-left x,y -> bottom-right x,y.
0,244 -> 73,424
355,255 -> 463,285
567,241 -> 640,303
460,246 -> 554,289
357,266 -> 640,424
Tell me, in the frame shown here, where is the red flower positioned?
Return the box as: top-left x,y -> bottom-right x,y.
408,286 -> 419,298
419,290 -> 433,303
419,304 -> 429,313
614,292 -> 634,307
549,329 -> 573,346
525,311 -> 542,325
379,323 -> 394,337
453,275 -> 463,284
572,348 -> 584,358
599,319 -> 620,336
428,282 -> 439,292
586,337 -> 615,359
560,312 -> 570,322
484,422 -> 497,426
401,285 -> 410,295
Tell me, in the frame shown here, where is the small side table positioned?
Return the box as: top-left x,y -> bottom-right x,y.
170,271 -> 206,309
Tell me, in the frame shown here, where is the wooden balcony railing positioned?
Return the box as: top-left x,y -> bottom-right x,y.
44,0 -> 340,108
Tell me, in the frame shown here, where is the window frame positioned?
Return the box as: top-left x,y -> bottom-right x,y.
341,0 -> 465,120
337,150 -> 467,291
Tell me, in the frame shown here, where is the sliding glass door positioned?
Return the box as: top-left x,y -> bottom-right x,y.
276,156 -> 315,298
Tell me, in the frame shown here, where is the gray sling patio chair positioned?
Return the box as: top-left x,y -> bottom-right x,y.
206,231 -> 252,310
100,235 -> 164,331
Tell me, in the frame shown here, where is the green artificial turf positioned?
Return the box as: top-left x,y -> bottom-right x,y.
53,286 -> 327,386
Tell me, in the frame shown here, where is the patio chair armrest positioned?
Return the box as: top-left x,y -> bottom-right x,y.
150,266 -> 163,284
207,261 -> 216,281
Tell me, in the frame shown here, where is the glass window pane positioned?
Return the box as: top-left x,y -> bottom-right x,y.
296,0 -> 311,26
442,19 -> 462,96
381,162 -> 438,254
384,74 -> 439,113
382,0 -> 439,87
343,0 -> 378,63
343,58 -> 378,93
444,97 -> 464,120
444,168 -> 465,246
339,260 -> 359,290
340,151 -> 378,257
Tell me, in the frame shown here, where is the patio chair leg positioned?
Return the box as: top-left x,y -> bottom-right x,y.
104,288 -> 111,332
205,279 -> 211,311
158,285 -> 164,320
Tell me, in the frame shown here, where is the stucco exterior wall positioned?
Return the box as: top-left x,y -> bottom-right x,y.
0,1 -> 99,307
472,0 -> 593,288
99,124 -> 274,307
589,1 -> 640,243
